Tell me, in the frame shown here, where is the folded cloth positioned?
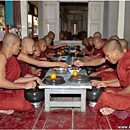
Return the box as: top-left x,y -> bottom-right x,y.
112,110 -> 130,120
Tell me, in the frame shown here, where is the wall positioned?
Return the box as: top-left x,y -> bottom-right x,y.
124,1 -> 130,42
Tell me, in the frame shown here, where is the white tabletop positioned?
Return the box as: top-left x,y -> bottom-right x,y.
39,68 -> 92,89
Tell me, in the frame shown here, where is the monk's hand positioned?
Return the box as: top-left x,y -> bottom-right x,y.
83,56 -> 89,62
89,72 -> 98,77
25,81 -> 36,89
107,90 -> 116,93
59,62 -> 69,68
90,80 -> 101,86
63,43 -> 68,46
74,60 -> 84,67
97,82 -> 107,88
35,77 -> 42,84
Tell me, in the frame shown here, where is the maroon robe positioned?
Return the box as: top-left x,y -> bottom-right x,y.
85,45 -> 93,51
93,48 -> 104,58
94,52 -> 130,112
0,56 -> 33,111
16,58 -> 29,77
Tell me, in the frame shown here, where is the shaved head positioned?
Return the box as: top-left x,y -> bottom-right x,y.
3,33 -> 19,48
93,36 -> 104,50
119,39 -> 128,52
82,38 -> 88,46
43,35 -> 52,46
22,37 -> 35,46
38,39 -> 47,52
93,32 -> 102,38
48,31 -> 55,40
103,39 -> 123,53
109,35 -> 119,40
21,37 -> 35,54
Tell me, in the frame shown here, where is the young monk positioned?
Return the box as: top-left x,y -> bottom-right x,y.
93,31 -> 102,38
109,35 -> 119,40
0,33 -> 41,115
48,31 -> 68,50
28,44 -> 42,76
59,31 -> 65,40
17,37 -> 68,77
91,39 -> 130,118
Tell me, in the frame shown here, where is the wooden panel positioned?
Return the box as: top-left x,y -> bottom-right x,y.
13,1 -> 21,27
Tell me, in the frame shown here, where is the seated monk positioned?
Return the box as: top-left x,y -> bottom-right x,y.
0,33 -> 42,115
59,31 -> 65,40
48,31 -> 68,50
17,37 -> 68,77
109,35 -> 119,40
93,31 -> 107,42
91,39 -> 130,118
38,39 -> 48,61
28,44 -> 42,76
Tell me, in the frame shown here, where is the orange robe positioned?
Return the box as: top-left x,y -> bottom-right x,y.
94,52 -> 130,112
0,56 -> 33,111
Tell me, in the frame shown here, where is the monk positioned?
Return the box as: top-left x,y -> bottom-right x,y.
93,31 -> 102,38
59,32 -> 65,40
0,33 -> 41,115
91,39 -> 130,118
28,44 -> 42,76
109,35 -> 119,40
17,37 -> 68,77
48,31 -> 68,50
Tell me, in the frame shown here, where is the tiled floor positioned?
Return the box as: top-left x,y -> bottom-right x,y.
0,101 -> 130,129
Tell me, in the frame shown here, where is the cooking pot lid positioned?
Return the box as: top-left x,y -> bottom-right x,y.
43,76 -> 65,85
69,75 -> 90,83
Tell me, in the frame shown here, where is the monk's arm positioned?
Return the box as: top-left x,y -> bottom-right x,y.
14,76 -> 40,83
18,53 -> 68,68
118,85 -> 130,94
31,66 -> 42,75
78,58 -> 106,66
105,79 -> 120,87
0,54 -> 27,89
49,43 -> 67,49
86,48 -> 94,55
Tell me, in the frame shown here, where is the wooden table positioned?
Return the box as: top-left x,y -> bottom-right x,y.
39,68 -> 92,112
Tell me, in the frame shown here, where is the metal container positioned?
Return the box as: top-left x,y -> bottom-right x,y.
55,67 -> 68,74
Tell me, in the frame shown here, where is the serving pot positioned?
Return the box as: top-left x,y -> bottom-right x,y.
54,67 -> 68,74
86,76 -> 104,105
24,87 -> 44,103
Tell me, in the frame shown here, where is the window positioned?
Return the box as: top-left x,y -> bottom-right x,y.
33,16 -> 38,35
28,14 -> 32,37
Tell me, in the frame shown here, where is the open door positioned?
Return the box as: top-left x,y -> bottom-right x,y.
88,2 -> 104,37
43,1 -> 59,40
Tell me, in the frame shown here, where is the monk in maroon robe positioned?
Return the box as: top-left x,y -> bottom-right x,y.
92,39 -> 130,117
0,33 -> 42,115
17,37 -> 68,77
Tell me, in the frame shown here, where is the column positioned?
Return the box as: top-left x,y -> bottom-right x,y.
21,1 -> 28,38
117,1 -> 125,38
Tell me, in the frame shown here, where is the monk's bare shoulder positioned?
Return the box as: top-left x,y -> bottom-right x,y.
0,52 -> 7,64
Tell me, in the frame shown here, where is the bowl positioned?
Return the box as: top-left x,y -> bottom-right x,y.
68,67 -> 81,75
86,67 -> 96,75
54,67 -> 68,74
86,76 -> 104,107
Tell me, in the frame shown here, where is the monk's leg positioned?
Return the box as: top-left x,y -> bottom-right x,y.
0,90 -> 34,111
100,107 -> 115,115
0,110 -> 14,115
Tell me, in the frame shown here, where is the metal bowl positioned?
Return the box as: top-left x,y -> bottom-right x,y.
55,67 -> 68,74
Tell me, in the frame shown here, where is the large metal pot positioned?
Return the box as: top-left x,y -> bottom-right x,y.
86,76 -> 104,107
24,87 -> 44,103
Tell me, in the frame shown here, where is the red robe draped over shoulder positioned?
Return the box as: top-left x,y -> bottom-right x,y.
93,48 -> 104,58
94,52 -> 130,112
16,58 -> 29,77
85,45 -> 93,51
0,56 -> 33,111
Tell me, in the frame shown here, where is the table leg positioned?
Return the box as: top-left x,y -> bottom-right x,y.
45,89 -> 50,111
81,89 -> 86,112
